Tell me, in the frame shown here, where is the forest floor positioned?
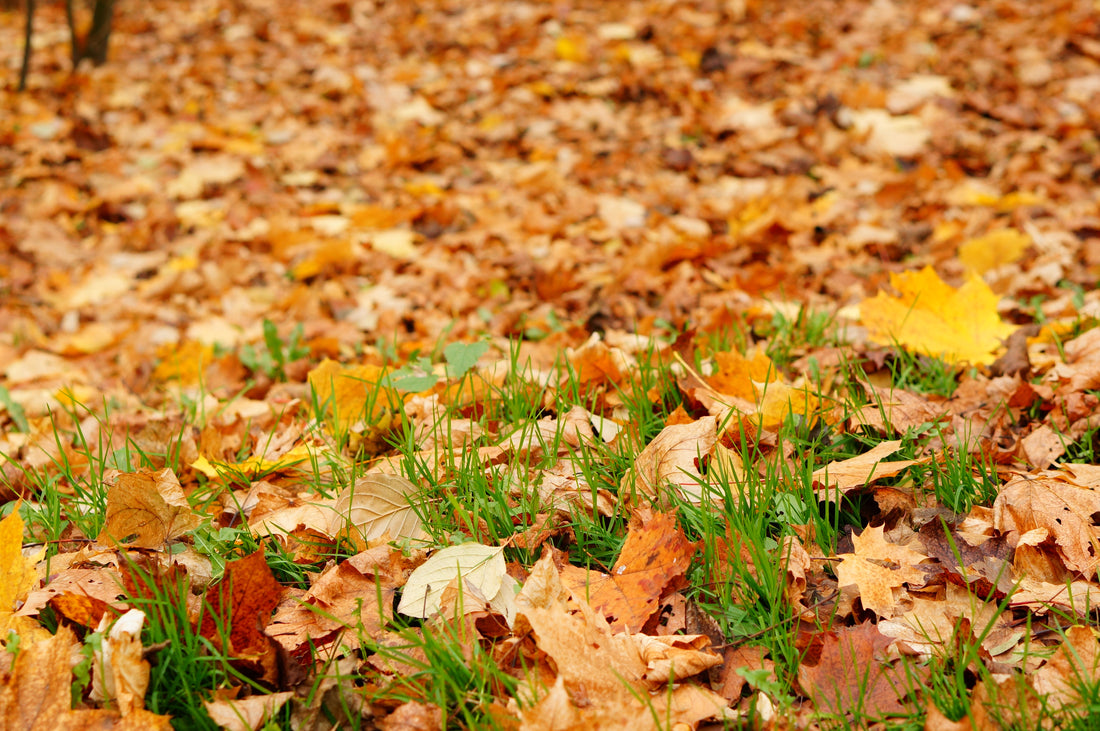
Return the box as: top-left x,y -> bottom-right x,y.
3,0 -> 1100,729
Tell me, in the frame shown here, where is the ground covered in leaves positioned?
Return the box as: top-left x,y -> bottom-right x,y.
4,0 -> 1100,729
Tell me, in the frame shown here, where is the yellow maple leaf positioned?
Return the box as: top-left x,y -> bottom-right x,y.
859,267 -> 1015,365
308,359 -> 399,431
706,347 -> 778,402
957,229 -> 1029,275
0,508 -> 44,635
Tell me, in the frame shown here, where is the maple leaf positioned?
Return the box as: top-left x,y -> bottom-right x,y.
835,525 -> 929,619
513,551 -> 734,730
993,475 -> 1100,574
859,267 -> 1015,365
559,510 -> 696,632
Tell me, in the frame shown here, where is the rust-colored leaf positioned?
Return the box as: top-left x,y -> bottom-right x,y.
560,510 -> 696,632
798,622 -> 927,719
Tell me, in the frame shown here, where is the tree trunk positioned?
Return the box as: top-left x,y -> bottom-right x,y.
18,0 -> 34,91
67,0 -> 116,69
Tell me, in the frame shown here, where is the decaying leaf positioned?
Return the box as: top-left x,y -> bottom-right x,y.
97,468 -> 202,548
798,622 -> 927,719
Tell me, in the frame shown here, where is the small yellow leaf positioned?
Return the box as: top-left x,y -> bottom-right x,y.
0,508 -> 44,633
958,229 -> 1029,275
859,267 -> 1015,365
308,359 -> 399,431
555,36 -> 587,62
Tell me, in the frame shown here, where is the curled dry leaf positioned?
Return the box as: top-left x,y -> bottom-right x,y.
90,609 -> 150,715
204,692 -> 294,731
621,416 -> 718,503
330,473 -> 426,545
812,440 -> 928,502
993,475 -> 1100,573
97,468 -> 202,549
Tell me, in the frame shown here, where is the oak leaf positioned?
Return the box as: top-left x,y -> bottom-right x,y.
859,267 -> 1015,365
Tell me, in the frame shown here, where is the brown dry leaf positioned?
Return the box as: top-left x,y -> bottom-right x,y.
797,622 -> 927,719
715,645 -> 773,703
199,551 -> 284,662
993,475 -> 1100,574
0,626 -> 171,730
97,468 -> 202,549
850,384 -> 947,435
621,416 -> 717,503
379,701 -> 444,731
635,634 -> 723,684
48,591 -> 114,629
329,473 -> 426,545
812,440 -> 926,501
513,551 -> 734,730
559,511 -> 696,632
860,267 -> 1015,365
1031,626 -> 1100,710
268,544 -> 421,654
204,692 -> 294,731
834,554 -> 926,620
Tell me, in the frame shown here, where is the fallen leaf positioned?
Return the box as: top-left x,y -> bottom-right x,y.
397,543 -> 506,619
97,468 -> 202,548
560,511 -> 696,632
0,508 -> 44,633
204,692 -> 294,731
622,416 -> 718,503
812,440 -> 925,500
329,473 -> 426,545
958,229 -> 1029,275
199,551 -> 284,663
993,475 -> 1100,573
0,626 -> 172,730
860,267 -> 1015,365
798,622 -> 926,719
90,609 -> 150,715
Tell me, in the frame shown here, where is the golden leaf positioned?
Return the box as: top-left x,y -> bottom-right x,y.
859,267 -> 1015,365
